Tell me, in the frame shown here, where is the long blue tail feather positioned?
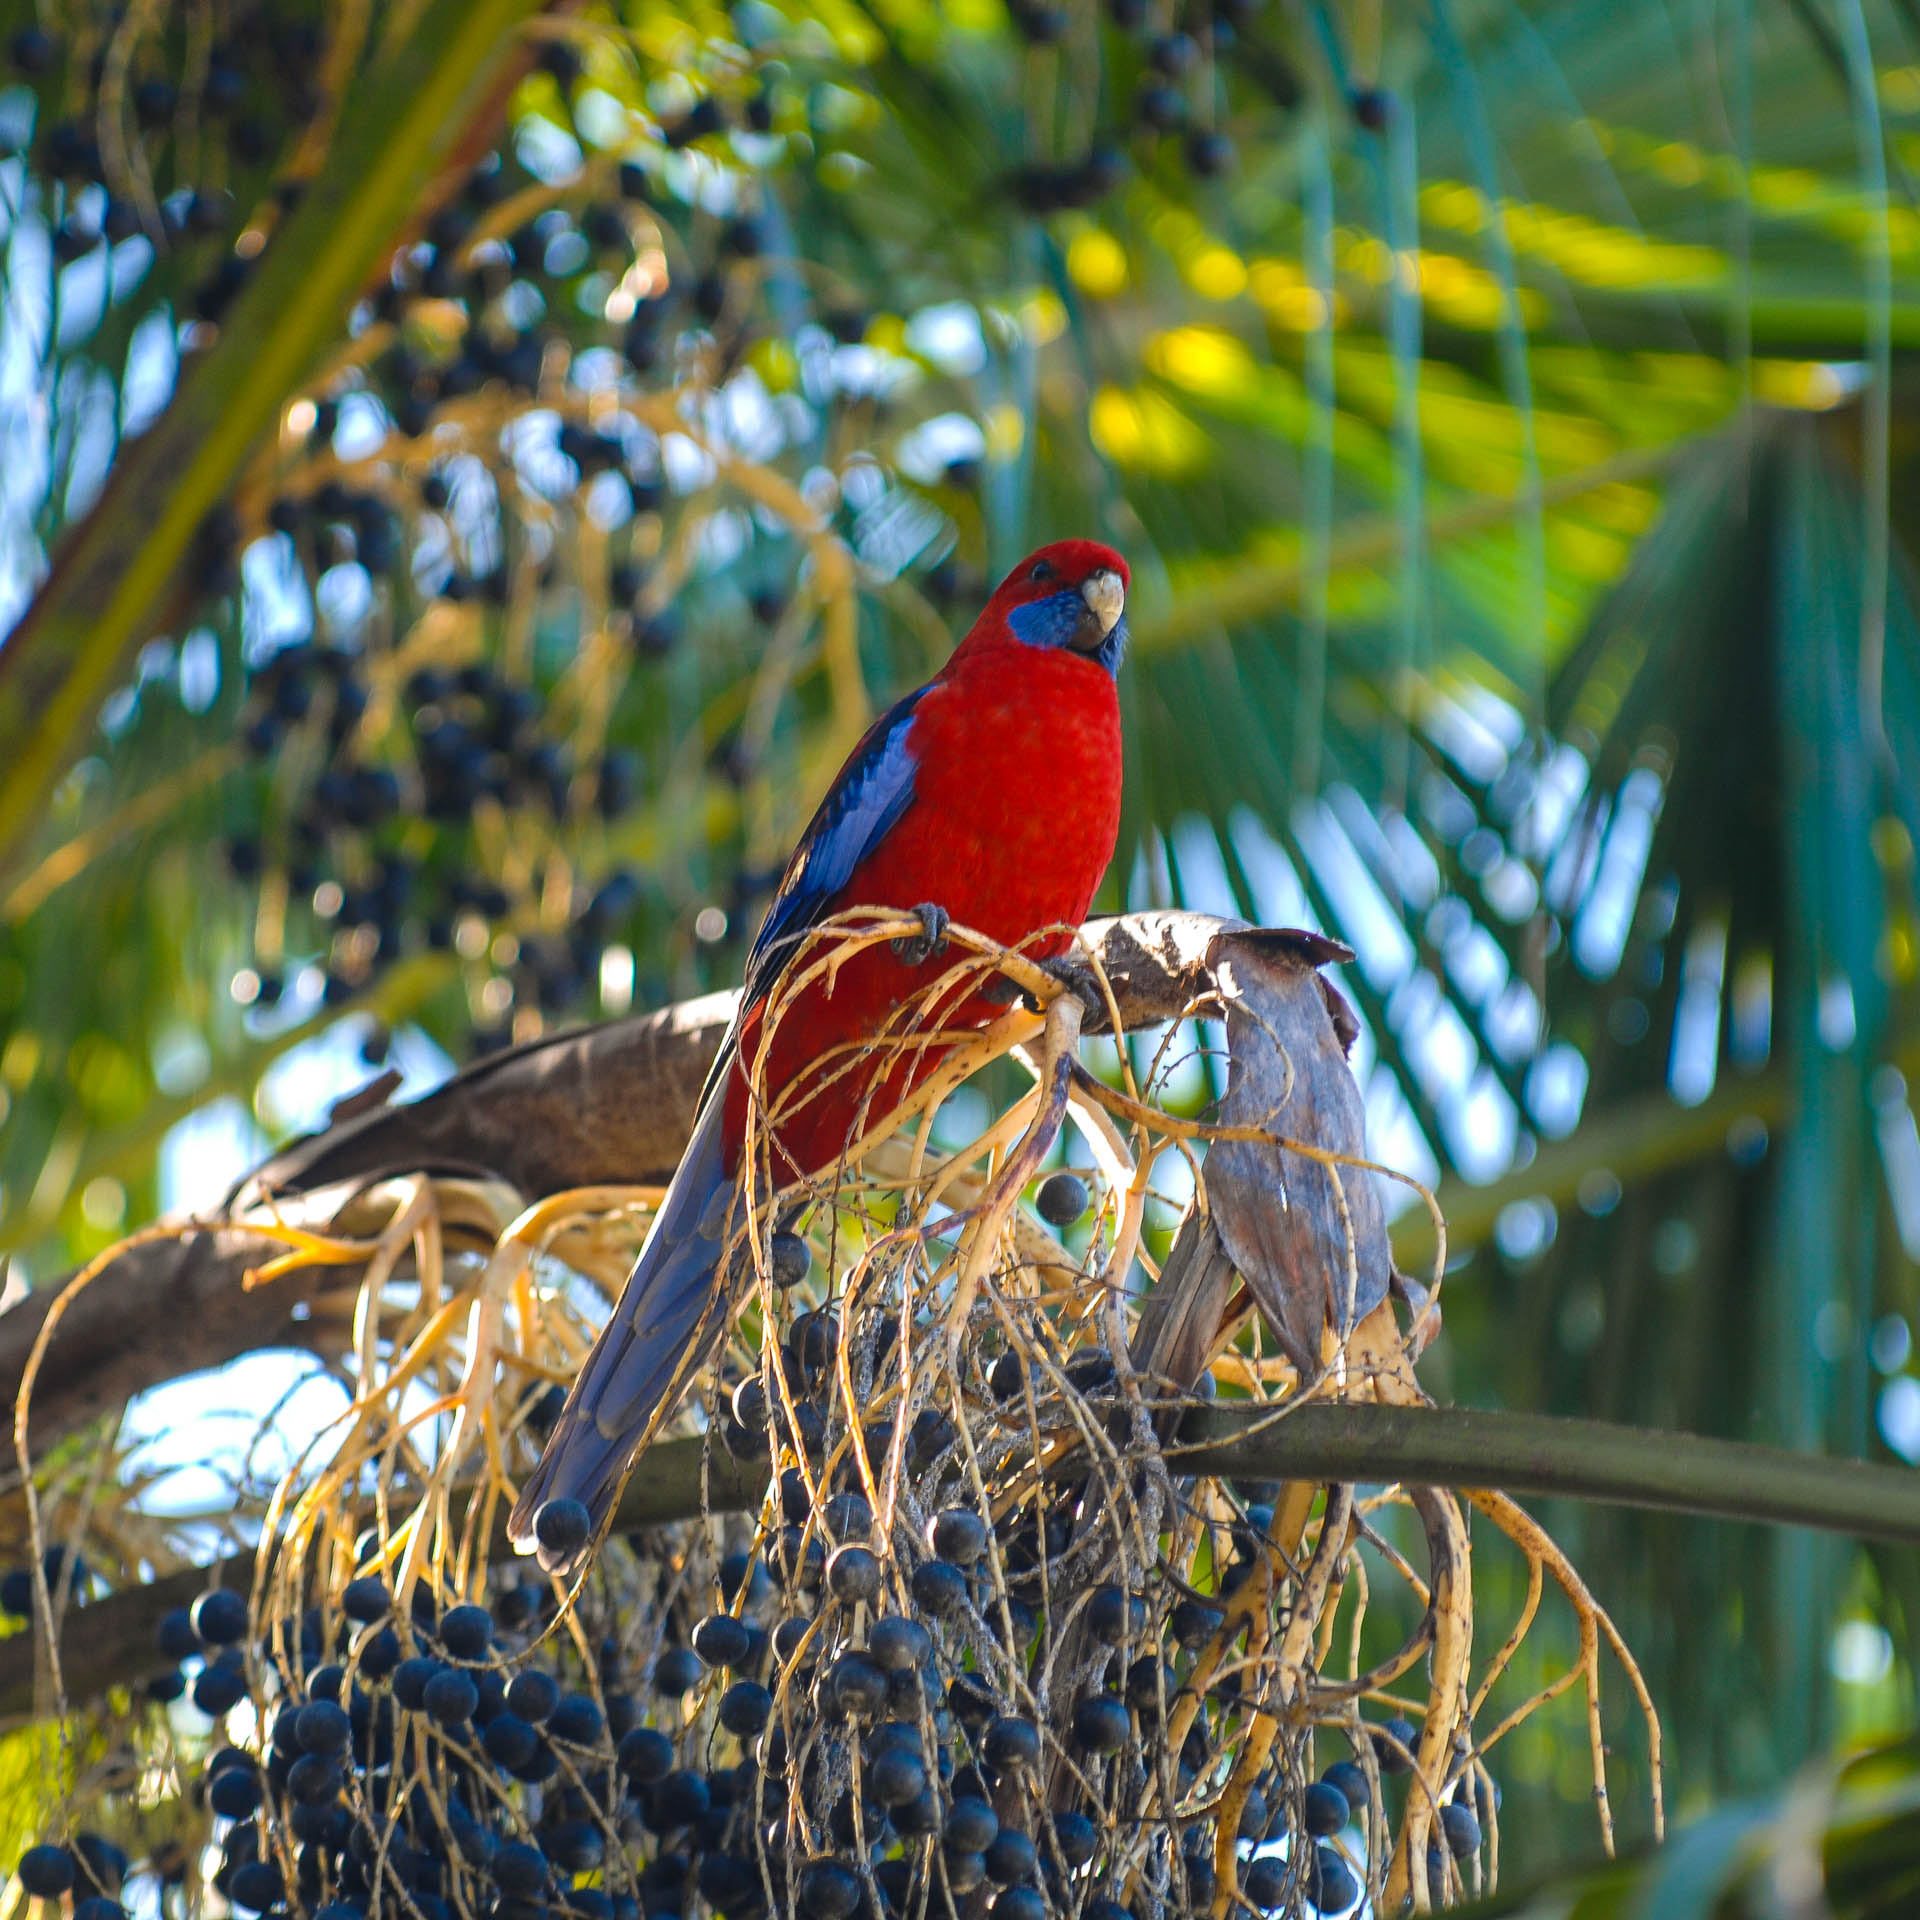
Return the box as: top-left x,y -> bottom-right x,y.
506,1091 -> 737,1573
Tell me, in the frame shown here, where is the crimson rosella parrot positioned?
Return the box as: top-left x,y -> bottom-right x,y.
508,539 -> 1129,1571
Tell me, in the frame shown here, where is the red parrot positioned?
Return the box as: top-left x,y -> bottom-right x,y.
508,539 -> 1128,1571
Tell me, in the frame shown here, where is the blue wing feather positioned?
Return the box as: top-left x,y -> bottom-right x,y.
740,685 -> 928,1003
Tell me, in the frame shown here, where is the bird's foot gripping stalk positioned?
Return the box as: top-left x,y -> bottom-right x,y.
891,901 -> 950,966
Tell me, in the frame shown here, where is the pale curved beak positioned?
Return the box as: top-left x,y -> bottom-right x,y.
1081,569 -> 1125,637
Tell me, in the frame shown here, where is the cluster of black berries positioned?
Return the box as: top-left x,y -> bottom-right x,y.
510,1165 -> 1491,1920
0,1546 -> 88,1619
220,605 -> 668,1037
13,1159 -> 1497,1920
193,108 -> 806,1043
20,1525 -> 785,1920
8,6 -> 320,298
999,0 -> 1305,207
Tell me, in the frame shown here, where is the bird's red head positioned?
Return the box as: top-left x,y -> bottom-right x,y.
952,539 -> 1131,674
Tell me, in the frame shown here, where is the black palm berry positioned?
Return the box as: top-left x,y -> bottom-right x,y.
664,96 -> 723,147
295,1700 -> 352,1754
208,1767 -> 262,1818
1186,131 -> 1235,177
1125,1657 -> 1174,1712
617,1725 -> 674,1782
192,1587 -> 248,1645
729,1378 -> 770,1434
773,1616 -> 814,1666
795,1309 -> 839,1380
1440,1801 -> 1482,1857
868,1748 -> 926,1807
769,1230 -> 812,1287
543,1820 -> 605,1874
287,1754 -> 342,1804
1306,1845 -> 1358,1913
929,1509 -> 988,1564
1236,1788 -> 1271,1840
867,1615 -> 931,1672
423,1669 -> 480,1725
909,1408 -> 957,1464
820,1652 -> 888,1719
944,1851 -> 987,1894
1242,1856 -> 1287,1910
533,1498 -> 591,1559
491,1584 -> 539,1632
826,1545 -> 881,1604
822,1490 -> 870,1538
604,1687 -> 638,1739
1071,1694 -> 1130,1754
910,1560 -> 968,1619
133,77 -> 177,124
493,1842 -> 549,1897
982,1716 -> 1040,1772
505,1668 -> 559,1721
944,1797 -> 998,1853
192,1665 -> 248,1716
798,1859 -> 862,1920
18,1847 -> 75,1897
1085,1585 -> 1144,1643
356,1624 -> 402,1679
633,612 -> 679,659
653,1645 -> 703,1694
1052,1811 -> 1098,1866
71,1900 -> 124,1920
1373,1715 -> 1417,1772
692,1613 -> 753,1668
72,1836 -> 126,1897
718,1679 -> 773,1737
991,1885 -> 1046,1920
391,1656 -> 444,1710
1149,30 -> 1198,70
437,1603 -> 491,1660
228,1861 -> 284,1912
1296,1779 -> 1347,1837
1170,1598 -> 1225,1646
1011,0 -> 1067,40
989,1351 -> 1024,1401
949,1673 -> 996,1731
1035,1171 -> 1089,1225
156,1606 -> 199,1659
548,1692 -> 603,1743
1349,87 -> 1389,131
654,1768 -> 711,1825
1137,83 -> 1187,130
482,1713 -> 538,1770
10,28 -> 56,73
775,1468 -> 812,1527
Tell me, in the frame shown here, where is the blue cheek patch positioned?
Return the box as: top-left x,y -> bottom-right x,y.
1007,589 -> 1087,650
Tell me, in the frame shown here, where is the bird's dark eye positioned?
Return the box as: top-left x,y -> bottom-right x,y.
1028,559 -> 1056,583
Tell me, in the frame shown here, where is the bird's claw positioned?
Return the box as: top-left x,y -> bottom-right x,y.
1040,953 -> 1105,1015
891,901 -> 950,967
981,954 -> 1102,1013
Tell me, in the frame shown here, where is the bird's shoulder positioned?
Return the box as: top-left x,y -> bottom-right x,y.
740,681 -> 938,998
